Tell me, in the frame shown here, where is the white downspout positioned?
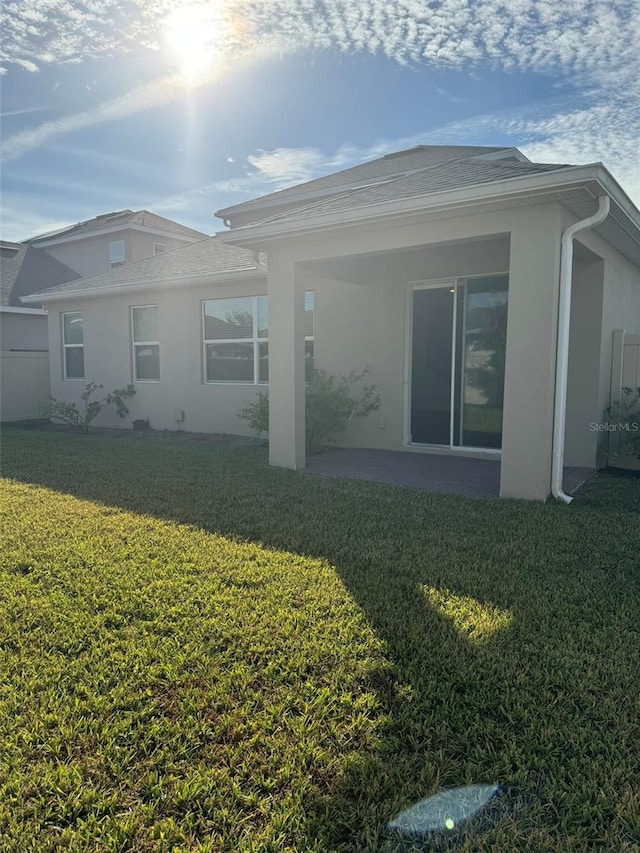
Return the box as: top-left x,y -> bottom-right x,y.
551,195 -> 610,503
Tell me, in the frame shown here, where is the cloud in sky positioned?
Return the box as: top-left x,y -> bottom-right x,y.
151,84 -> 640,217
1,0 -> 638,212
249,90 -> 640,200
2,0 -> 638,87
0,74 -> 182,161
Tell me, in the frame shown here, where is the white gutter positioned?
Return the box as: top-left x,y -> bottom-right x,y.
551,195 -> 610,504
0,306 -> 47,315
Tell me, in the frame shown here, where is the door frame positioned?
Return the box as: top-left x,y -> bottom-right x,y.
403,272 -> 509,455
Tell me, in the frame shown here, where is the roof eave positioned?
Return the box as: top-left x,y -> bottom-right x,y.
21,267 -> 266,304
217,164 -> 640,248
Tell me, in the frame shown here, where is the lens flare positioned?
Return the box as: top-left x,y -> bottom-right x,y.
163,3 -> 227,85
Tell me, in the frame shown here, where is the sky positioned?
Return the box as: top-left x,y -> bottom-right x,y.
1,0 -> 638,242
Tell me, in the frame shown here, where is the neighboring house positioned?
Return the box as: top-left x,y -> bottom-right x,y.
1,241 -> 79,422
23,146 -> 640,501
25,209 -> 208,278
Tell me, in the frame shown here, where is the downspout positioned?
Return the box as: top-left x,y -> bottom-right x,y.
251,250 -> 267,271
551,195 -> 610,503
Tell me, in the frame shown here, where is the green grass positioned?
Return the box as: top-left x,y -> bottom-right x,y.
1,426 -> 639,852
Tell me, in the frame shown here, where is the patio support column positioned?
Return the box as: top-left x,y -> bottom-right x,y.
500,206 -> 563,500
267,250 -> 306,469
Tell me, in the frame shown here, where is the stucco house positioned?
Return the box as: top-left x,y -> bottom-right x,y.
2,210 -> 209,423
22,145 -> 640,501
25,209 -> 209,278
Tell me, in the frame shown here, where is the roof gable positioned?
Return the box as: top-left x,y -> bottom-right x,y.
253,156 -> 571,228
26,209 -> 208,245
215,145 -> 512,226
0,241 -> 79,308
24,236 -> 266,302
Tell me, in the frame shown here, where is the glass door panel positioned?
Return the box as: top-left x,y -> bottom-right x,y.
411,287 -> 454,445
458,275 -> 508,449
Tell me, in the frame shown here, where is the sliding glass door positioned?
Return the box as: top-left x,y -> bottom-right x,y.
411,286 -> 455,445
410,275 -> 508,450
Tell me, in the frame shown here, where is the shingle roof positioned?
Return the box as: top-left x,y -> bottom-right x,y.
248,155 -> 572,228
216,145 -> 506,220
26,209 -> 208,244
0,241 -> 79,307
26,237 -> 266,301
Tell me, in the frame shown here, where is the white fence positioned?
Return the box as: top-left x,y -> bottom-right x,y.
0,351 -> 50,422
609,330 -> 640,469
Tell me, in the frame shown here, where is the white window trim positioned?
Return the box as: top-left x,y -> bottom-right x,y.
131,305 -> 160,382
109,239 -> 125,268
153,242 -> 167,255
61,311 -> 84,381
202,293 -> 315,386
202,295 -> 265,385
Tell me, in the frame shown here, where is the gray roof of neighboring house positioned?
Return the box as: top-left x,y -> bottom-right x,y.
25,237 -> 266,301
216,145 -> 507,221
26,209 -> 208,244
246,155 -> 572,228
0,241 -> 79,307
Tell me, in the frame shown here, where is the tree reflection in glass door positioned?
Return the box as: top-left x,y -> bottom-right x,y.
455,275 -> 508,449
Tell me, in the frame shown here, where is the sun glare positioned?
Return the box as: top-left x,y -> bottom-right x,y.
163,3 -> 227,85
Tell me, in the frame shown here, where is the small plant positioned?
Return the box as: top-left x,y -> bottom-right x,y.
604,386 -> 640,461
238,366 -> 380,454
45,382 -> 136,433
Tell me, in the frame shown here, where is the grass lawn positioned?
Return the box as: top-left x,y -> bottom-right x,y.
1,426 -> 639,852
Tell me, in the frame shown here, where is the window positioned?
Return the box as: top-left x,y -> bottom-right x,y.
203,292 -> 314,384
131,305 -> 160,381
153,242 -> 167,255
62,312 -> 84,379
109,240 -> 125,268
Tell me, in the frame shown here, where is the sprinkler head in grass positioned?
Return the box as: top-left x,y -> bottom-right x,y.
387,784 -> 514,847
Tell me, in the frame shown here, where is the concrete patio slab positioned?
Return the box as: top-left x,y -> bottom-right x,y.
302,447 -> 592,499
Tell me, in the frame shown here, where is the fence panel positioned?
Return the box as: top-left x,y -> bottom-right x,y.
0,351 -> 50,422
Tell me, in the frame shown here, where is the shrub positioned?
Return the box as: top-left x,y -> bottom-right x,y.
45,382 -> 136,433
238,367 -> 380,454
605,386 -> 640,460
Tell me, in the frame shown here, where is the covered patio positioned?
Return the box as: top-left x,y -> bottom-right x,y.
223,187 -> 612,501
302,447 -> 593,499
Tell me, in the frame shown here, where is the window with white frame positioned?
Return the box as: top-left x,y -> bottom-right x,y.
131,305 -> 160,381
203,292 -> 314,384
153,242 -> 167,255
62,312 -> 84,379
109,239 -> 125,268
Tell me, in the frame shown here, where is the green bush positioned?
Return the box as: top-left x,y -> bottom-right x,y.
605,386 -> 640,460
45,382 -> 136,433
238,367 -> 380,454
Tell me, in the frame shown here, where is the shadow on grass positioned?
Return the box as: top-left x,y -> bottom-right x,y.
2,426 -> 640,850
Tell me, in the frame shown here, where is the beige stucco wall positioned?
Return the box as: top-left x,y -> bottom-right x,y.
568,228 -> 640,464
564,256 -> 604,468
0,311 -> 48,351
306,238 -> 511,451
45,277 -> 268,434
43,232 -> 197,278
1,351 -> 50,421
